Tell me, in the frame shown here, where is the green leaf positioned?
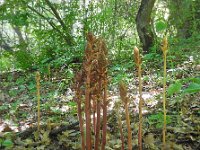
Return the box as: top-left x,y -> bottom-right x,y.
143,53 -> 155,60
0,138 -> 3,144
167,82 -> 182,96
156,21 -> 167,32
16,78 -> 25,85
2,139 -> 13,148
68,101 -> 76,107
27,82 -> 35,90
183,83 -> 200,93
148,112 -> 171,129
148,112 -> 162,121
189,77 -> 200,84
19,85 -> 26,90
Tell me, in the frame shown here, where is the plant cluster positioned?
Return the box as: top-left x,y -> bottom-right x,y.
73,35 -> 170,150
73,32 -> 108,150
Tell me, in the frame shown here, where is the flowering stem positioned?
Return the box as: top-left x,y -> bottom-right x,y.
162,52 -> 167,149
36,72 -> 41,132
138,65 -> 143,150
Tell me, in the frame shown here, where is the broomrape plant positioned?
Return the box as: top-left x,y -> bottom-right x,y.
36,71 -> 41,132
161,37 -> 168,150
74,70 -> 85,150
134,46 -> 143,150
119,81 -> 132,150
74,33 -> 108,150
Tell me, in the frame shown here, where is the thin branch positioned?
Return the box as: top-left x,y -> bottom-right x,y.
12,26 -> 25,44
27,5 -> 71,46
0,32 -> 13,52
45,0 -> 67,30
45,0 -> 74,45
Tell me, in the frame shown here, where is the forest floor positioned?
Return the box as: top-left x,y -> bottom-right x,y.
0,58 -> 200,149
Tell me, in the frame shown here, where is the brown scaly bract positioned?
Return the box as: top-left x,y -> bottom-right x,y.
119,81 -> 128,104
134,46 -> 141,68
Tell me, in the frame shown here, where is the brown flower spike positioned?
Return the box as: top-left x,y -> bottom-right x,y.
134,46 -> 141,68
119,81 -> 132,150
74,32 -> 109,150
134,46 -> 143,150
161,36 -> 168,150
36,72 -> 41,132
161,36 -> 168,53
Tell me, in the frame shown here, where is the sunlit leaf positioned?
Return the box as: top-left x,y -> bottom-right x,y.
189,77 -> 200,84
2,139 -> 13,148
184,83 -> 200,93
167,82 -> 182,96
68,101 -> 76,107
156,21 -> 167,32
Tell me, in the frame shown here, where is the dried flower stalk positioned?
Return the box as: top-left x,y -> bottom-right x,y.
94,49 -> 102,150
74,71 -> 85,150
134,46 -> 143,150
48,64 -> 51,81
119,81 -> 132,150
161,36 -> 168,150
101,77 -> 108,150
84,33 -> 95,150
99,40 -> 108,150
94,95 -> 101,150
73,33 -> 108,150
36,71 -> 41,132
115,102 -> 125,150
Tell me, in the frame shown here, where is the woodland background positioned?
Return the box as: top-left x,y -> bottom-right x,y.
0,0 -> 200,149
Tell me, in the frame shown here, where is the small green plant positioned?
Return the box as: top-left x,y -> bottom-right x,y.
148,112 -> 171,129
167,81 -> 182,96
184,83 -> 200,93
1,139 -> 14,149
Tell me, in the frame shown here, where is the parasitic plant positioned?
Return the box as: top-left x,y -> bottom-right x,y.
99,39 -> 108,150
73,32 -> 108,150
36,72 -> 41,132
161,37 -> 168,149
119,81 -> 132,150
134,46 -> 143,150
83,32 -> 96,150
74,70 -> 85,150
94,39 -> 103,150
48,64 -> 51,81
115,102 -> 125,150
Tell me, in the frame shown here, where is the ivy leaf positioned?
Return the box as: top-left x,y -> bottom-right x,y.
183,83 -> 200,93
156,21 -> 167,32
167,82 -> 182,96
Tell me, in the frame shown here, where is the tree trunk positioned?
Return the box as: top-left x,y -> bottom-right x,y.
136,0 -> 156,54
